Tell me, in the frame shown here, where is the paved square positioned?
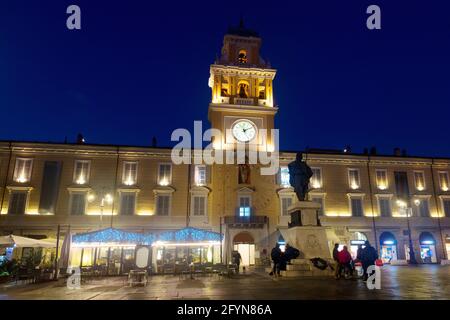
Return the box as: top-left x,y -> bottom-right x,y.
0,265 -> 449,300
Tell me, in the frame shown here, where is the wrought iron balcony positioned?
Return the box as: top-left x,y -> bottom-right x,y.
223,215 -> 268,228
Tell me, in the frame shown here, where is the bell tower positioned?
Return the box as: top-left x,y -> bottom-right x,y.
208,21 -> 278,152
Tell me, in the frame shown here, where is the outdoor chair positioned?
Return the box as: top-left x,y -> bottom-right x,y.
128,269 -> 148,287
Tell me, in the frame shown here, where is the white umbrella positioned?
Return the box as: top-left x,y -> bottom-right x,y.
58,230 -> 72,269
0,235 -> 55,248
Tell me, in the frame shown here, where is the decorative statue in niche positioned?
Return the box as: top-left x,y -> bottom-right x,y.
288,152 -> 313,201
238,83 -> 249,98
238,163 -> 251,184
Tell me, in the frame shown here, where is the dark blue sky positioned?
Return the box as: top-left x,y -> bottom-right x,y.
1,1 -> 450,157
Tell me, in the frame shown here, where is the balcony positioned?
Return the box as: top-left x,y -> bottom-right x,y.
223,215 -> 268,229
234,97 -> 254,106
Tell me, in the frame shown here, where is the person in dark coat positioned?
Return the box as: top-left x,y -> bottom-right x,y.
284,244 -> 300,264
332,243 -> 341,279
232,250 -> 242,273
356,244 -> 363,262
360,240 -> 378,281
269,244 -> 282,276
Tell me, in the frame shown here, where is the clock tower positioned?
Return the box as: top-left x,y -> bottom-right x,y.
208,21 -> 278,152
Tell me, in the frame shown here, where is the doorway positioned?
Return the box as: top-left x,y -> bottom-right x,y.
233,232 -> 255,266
379,232 -> 398,263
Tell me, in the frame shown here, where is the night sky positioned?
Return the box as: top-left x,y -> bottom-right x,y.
1,1 -> 450,157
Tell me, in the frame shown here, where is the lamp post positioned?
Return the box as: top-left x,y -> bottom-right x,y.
88,192 -> 113,228
397,199 -> 420,265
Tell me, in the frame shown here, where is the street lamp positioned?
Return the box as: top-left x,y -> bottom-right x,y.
100,193 -> 113,227
396,199 -> 420,264
88,192 -> 113,227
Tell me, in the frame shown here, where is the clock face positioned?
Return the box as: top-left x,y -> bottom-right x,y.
232,120 -> 257,142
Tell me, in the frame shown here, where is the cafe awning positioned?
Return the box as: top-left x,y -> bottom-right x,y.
0,235 -> 55,248
72,228 -> 155,247
154,227 -> 222,245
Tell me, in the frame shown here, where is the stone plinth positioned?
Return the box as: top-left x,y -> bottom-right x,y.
285,201 -> 334,260
288,201 -> 321,227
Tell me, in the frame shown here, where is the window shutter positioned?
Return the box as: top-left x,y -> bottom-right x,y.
206,165 -> 211,184
9,192 -> 26,215
190,164 -> 195,185
39,161 -> 61,214
71,194 -> 86,216
120,193 -> 135,216
443,200 -> 450,217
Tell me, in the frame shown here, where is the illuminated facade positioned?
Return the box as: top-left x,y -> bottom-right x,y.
0,23 -> 449,270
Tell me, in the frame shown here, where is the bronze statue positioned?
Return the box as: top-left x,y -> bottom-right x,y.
288,152 -> 313,201
238,163 -> 251,184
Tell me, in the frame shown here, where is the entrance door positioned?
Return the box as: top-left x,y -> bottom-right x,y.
233,232 -> 255,266
233,244 -> 255,266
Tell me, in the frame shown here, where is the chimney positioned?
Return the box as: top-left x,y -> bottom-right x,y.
152,136 -> 157,148
370,146 -> 377,155
76,133 -> 85,144
393,147 -> 401,156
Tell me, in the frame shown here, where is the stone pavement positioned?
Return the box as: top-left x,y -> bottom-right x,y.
0,265 -> 449,300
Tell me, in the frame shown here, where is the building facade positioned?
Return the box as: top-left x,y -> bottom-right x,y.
0,24 -> 449,272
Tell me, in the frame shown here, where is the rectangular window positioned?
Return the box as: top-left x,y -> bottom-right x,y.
239,196 -> 251,217
310,196 -> 324,216
378,197 -> 392,217
310,168 -> 322,189
38,161 -> 61,214
13,158 -> 33,183
415,199 -> 430,217
70,193 -> 86,216
394,171 -> 410,200
350,197 -> 364,217
439,171 -> 449,191
194,165 -> 206,186
375,169 -> 388,190
280,166 -> 290,187
74,160 -> 90,185
122,162 -> 138,186
280,197 -> 293,216
156,195 -> 170,216
119,193 -> 136,216
8,191 -> 27,215
442,199 -> 450,217
414,171 -> 426,191
348,169 -> 360,189
158,164 -> 172,186
193,196 -> 206,216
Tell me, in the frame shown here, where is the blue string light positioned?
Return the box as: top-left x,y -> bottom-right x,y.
159,227 -> 222,242
72,228 -> 155,245
72,227 -> 221,245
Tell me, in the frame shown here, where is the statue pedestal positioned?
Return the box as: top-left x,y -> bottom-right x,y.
288,201 -> 321,227
281,201 -> 336,277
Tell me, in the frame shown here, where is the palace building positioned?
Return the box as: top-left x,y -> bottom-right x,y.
0,23 -> 449,274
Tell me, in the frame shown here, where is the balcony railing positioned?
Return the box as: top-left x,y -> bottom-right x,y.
224,215 -> 268,228
234,97 -> 254,106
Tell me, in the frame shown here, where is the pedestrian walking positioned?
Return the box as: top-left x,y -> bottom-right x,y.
232,250 -> 242,274
269,243 -> 282,276
332,243 -> 341,279
360,240 -> 378,281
